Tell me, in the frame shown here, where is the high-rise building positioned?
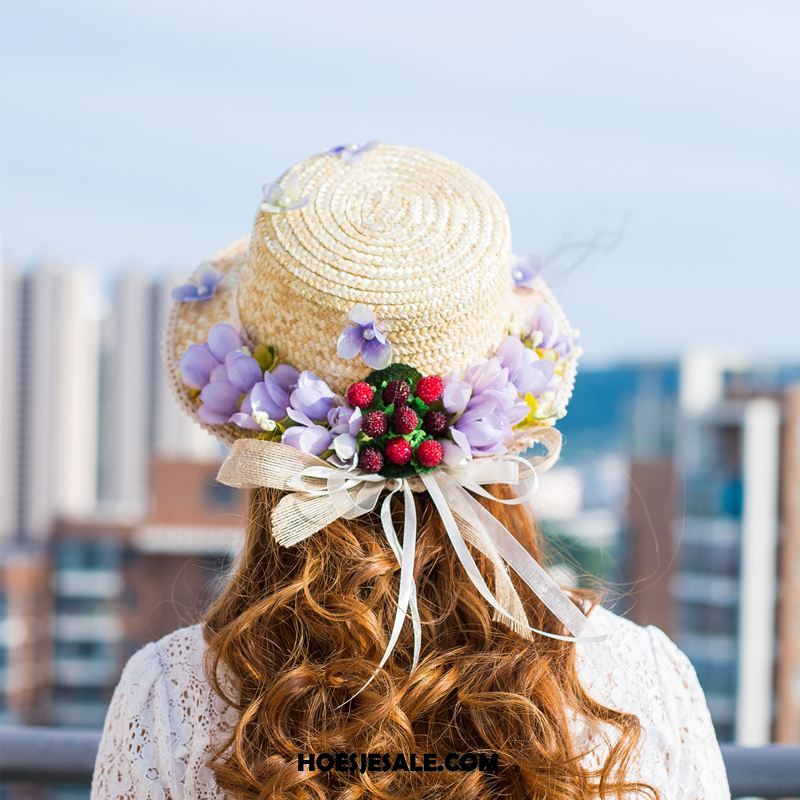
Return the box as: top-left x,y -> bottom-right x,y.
97,271 -> 154,516
623,352 -> 800,744
0,266 -> 22,544
0,265 -> 101,544
97,271 -> 220,516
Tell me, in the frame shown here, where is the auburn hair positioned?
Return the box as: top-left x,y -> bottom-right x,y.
203,484 -> 657,799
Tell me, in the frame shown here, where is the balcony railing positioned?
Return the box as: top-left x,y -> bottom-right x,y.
1,725 -> 799,798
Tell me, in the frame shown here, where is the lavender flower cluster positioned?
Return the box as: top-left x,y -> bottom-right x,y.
179,323 -> 361,460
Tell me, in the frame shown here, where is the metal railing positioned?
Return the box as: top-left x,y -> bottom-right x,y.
1,725 -> 799,797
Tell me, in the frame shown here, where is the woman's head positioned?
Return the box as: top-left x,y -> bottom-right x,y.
203,486 -> 656,799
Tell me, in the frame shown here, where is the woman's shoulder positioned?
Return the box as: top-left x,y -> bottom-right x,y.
576,603 -> 698,716
151,621 -> 208,671
114,623 -> 232,750
575,602 -> 730,798
122,623 -> 215,704
119,622 -> 207,682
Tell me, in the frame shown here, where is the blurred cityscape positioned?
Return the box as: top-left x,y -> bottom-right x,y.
0,261 -> 798,775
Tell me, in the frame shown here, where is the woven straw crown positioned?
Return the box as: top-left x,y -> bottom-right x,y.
240,144 -> 512,391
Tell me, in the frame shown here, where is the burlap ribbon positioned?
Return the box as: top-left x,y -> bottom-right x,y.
217,428 -> 606,701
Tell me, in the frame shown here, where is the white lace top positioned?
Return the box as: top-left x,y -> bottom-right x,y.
90,604 -> 731,799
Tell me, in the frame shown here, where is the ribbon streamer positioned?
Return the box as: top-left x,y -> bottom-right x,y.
216,432 -> 607,701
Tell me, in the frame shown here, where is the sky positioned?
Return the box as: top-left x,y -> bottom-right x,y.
1,1 -> 798,363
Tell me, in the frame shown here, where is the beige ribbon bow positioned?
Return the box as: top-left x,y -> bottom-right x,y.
217,428 -> 606,701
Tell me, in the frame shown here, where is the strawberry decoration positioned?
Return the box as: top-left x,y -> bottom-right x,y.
384,438 -> 413,465
391,406 -> 419,435
362,409 -> 389,438
358,445 -> 384,473
345,381 -> 375,409
356,363 -> 453,477
416,438 -> 444,468
422,410 -> 448,436
415,375 -> 443,404
383,379 -> 410,406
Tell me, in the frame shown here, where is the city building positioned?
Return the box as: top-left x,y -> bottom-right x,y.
536,361 -> 681,609
48,457 -> 244,727
49,517 -> 131,727
624,458 -> 678,636
625,351 -> 800,744
775,386 -> 800,743
0,265 -> 101,545
97,272 -> 221,517
0,547 -> 50,725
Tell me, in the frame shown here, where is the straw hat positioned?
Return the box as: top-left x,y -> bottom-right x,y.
162,142 -> 580,467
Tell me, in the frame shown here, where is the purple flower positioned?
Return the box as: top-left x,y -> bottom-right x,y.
327,404 -> 363,467
199,358 -> 262,425
525,302 -> 575,358
495,336 -> 559,397
336,304 -> 393,370
289,371 -> 337,421
442,428 -> 472,467
282,408 -> 332,456
207,323 -> 242,360
179,322 -> 242,389
178,323 -> 263,426
442,359 -> 528,460
170,265 -> 223,303
229,364 -> 299,431
197,381 -> 242,425
326,140 -> 380,165
179,343 -> 218,390
260,175 -> 309,213
224,350 -> 263,392
454,400 -> 512,457
510,254 -> 542,289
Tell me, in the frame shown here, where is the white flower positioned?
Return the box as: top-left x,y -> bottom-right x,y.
260,175 -> 309,213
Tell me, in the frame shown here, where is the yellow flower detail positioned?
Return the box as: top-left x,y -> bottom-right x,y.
535,347 -> 558,362
253,343 -> 276,372
523,393 -> 539,425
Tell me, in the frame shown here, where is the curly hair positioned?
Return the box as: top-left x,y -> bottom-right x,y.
202,484 -> 658,799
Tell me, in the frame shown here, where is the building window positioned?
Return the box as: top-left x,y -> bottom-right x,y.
55,539 -> 122,570
679,602 -> 739,637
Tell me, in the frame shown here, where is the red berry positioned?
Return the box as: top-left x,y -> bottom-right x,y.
362,409 -> 388,438
358,446 -> 384,474
346,381 -> 375,409
383,379 -> 410,406
416,439 -> 444,468
384,438 -> 412,465
415,375 -> 444,404
391,406 -> 419,435
422,410 -> 448,436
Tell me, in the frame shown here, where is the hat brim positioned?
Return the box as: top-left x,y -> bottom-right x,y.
162,236 -> 252,446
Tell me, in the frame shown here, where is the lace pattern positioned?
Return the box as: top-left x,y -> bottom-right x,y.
90,605 -> 730,799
